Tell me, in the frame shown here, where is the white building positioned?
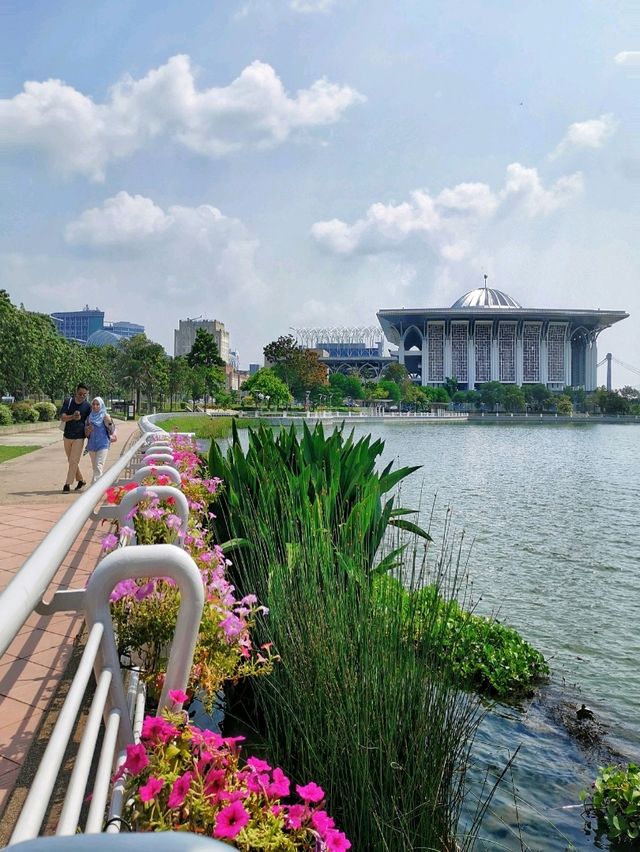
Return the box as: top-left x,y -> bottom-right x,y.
377,286 -> 628,391
174,318 -> 230,363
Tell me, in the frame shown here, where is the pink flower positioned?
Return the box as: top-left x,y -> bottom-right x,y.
101,533 -> 118,551
246,756 -> 271,773
168,689 -> 189,705
123,742 -> 149,775
312,809 -> 335,835
203,768 -> 226,798
286,803 -> 308,830
296,781 -> 325,803
139,776 -> 164,803
135,580 -> 155,601
325,829 -> 351,851
167,770 -> 192,809
214,800 -> 250,839
267,767 -> 290,798
141,715 -> 178,744
109,579 -> 137,602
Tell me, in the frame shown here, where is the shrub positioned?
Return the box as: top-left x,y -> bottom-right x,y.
0,404 -> 12,426
581,763 -> 640,844
10,402 -> 39,423
33,401 -> 57,422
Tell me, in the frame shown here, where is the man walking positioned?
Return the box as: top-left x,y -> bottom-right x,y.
60,383 -> 91,492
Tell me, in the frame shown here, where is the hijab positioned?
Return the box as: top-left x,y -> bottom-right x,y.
89,396 -> 107,428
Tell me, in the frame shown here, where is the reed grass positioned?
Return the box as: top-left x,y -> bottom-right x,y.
159,415 -> 259,440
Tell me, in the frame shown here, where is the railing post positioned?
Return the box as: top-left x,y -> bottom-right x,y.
83,545 -> 205,752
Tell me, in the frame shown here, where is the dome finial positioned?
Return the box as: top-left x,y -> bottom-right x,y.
483,273 -> 488,290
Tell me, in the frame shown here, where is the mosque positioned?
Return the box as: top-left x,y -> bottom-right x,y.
376,279 -> 628,391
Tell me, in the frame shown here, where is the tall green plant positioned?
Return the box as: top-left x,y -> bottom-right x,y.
223,490 -> 484,850
207,421 -> 430,585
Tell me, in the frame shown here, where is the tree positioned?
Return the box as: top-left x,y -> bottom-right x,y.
116,334 -> 168,414
382,362 -> 409,384
479,381 -> 505,411
619,386 -> 640,401
168,356 -> 190,410
242,368 -> 292,408
503,385 -> 526,412
443,376 -> 459,398
378,379 -> 401,402
186,329 -> 226,407
523,383 -> 552,412
263,335 -> 327,400
592,387 -> 630,415
556,394 -> 573,415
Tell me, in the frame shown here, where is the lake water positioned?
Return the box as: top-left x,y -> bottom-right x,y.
343,420 -> 640,850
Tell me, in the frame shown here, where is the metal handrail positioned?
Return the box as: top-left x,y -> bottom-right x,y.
0,431 -> 148,659
0,418 -> 226,845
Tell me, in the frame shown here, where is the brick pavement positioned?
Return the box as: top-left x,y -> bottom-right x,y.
0,419 -> 142,815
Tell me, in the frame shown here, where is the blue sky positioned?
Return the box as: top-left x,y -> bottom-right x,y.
1,0 -> 638,382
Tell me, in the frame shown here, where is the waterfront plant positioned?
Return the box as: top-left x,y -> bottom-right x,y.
207,421 -> 430,585
378,577 -> 550,699
121,703 -> 351,849
581,763 -> 640,845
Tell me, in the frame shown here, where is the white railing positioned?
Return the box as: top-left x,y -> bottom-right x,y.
0,418 -> 223,846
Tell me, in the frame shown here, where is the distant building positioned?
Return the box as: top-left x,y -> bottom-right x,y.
51,306 -> 145,346
377,283 -> 629,391
51,306 -> 104,342
174,318 -> 230,363
229,350 -> 240,371
249,363 -> 260,376
106,320 -> 145,339
291,328 -> 395,379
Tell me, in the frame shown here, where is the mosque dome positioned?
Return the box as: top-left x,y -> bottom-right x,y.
451,287 -> 522,309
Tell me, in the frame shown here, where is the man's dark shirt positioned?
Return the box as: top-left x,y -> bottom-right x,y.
62,397 -> 91,439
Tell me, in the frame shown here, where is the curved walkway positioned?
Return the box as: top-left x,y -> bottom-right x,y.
0,420 -> 141,819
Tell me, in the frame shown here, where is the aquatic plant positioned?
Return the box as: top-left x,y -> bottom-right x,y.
377,577 -> 549,699
581,763 -> 640,845
207,420 -> 430,585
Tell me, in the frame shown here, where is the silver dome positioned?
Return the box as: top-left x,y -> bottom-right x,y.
451,287 -> 522,309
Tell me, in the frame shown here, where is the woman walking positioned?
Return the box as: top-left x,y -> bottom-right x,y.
85,397 -> 114,484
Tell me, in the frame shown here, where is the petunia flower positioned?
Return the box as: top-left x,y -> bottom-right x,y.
139,776 -> 164,803
214,800 -> 250,839
123,742 -> 149,775
296,781 -> 325,803
167,770 -> 192,809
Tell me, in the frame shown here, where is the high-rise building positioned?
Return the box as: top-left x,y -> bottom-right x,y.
107,320 -> 145,339
51,306 -> 104,342
174,318 -> 230,363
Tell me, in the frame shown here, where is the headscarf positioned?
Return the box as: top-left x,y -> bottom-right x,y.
89,396 -> 107,427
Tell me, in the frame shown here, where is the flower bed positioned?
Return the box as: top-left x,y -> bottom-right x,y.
101,434 -> 275,708
120,697 -> 350,849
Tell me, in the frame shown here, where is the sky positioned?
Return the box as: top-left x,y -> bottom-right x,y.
1,0 -> 638,384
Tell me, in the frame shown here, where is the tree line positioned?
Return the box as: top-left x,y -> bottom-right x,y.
0,291 -> 229,412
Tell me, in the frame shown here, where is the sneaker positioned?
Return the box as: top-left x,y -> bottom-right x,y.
62,484 -> 71,493
75,481 -> 86,491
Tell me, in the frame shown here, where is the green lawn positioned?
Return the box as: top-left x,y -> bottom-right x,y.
0,445 -> 41,463
157,415 -> 262,440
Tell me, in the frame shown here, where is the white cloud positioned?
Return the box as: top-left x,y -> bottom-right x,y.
290,0 -> 336,11
614,51 -> 640,68
65,193 -> 169,246
0,55 -> 364,180
550,114 -> 617,159
311,163 -> 582,258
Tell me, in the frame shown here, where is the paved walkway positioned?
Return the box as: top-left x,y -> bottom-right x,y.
0,419 -> 142,818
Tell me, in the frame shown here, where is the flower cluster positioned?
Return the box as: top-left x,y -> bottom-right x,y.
103,435 -> 274,707
122,706 -> 350,850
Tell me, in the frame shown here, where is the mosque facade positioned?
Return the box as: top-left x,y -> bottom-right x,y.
376,285 -> 628,391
